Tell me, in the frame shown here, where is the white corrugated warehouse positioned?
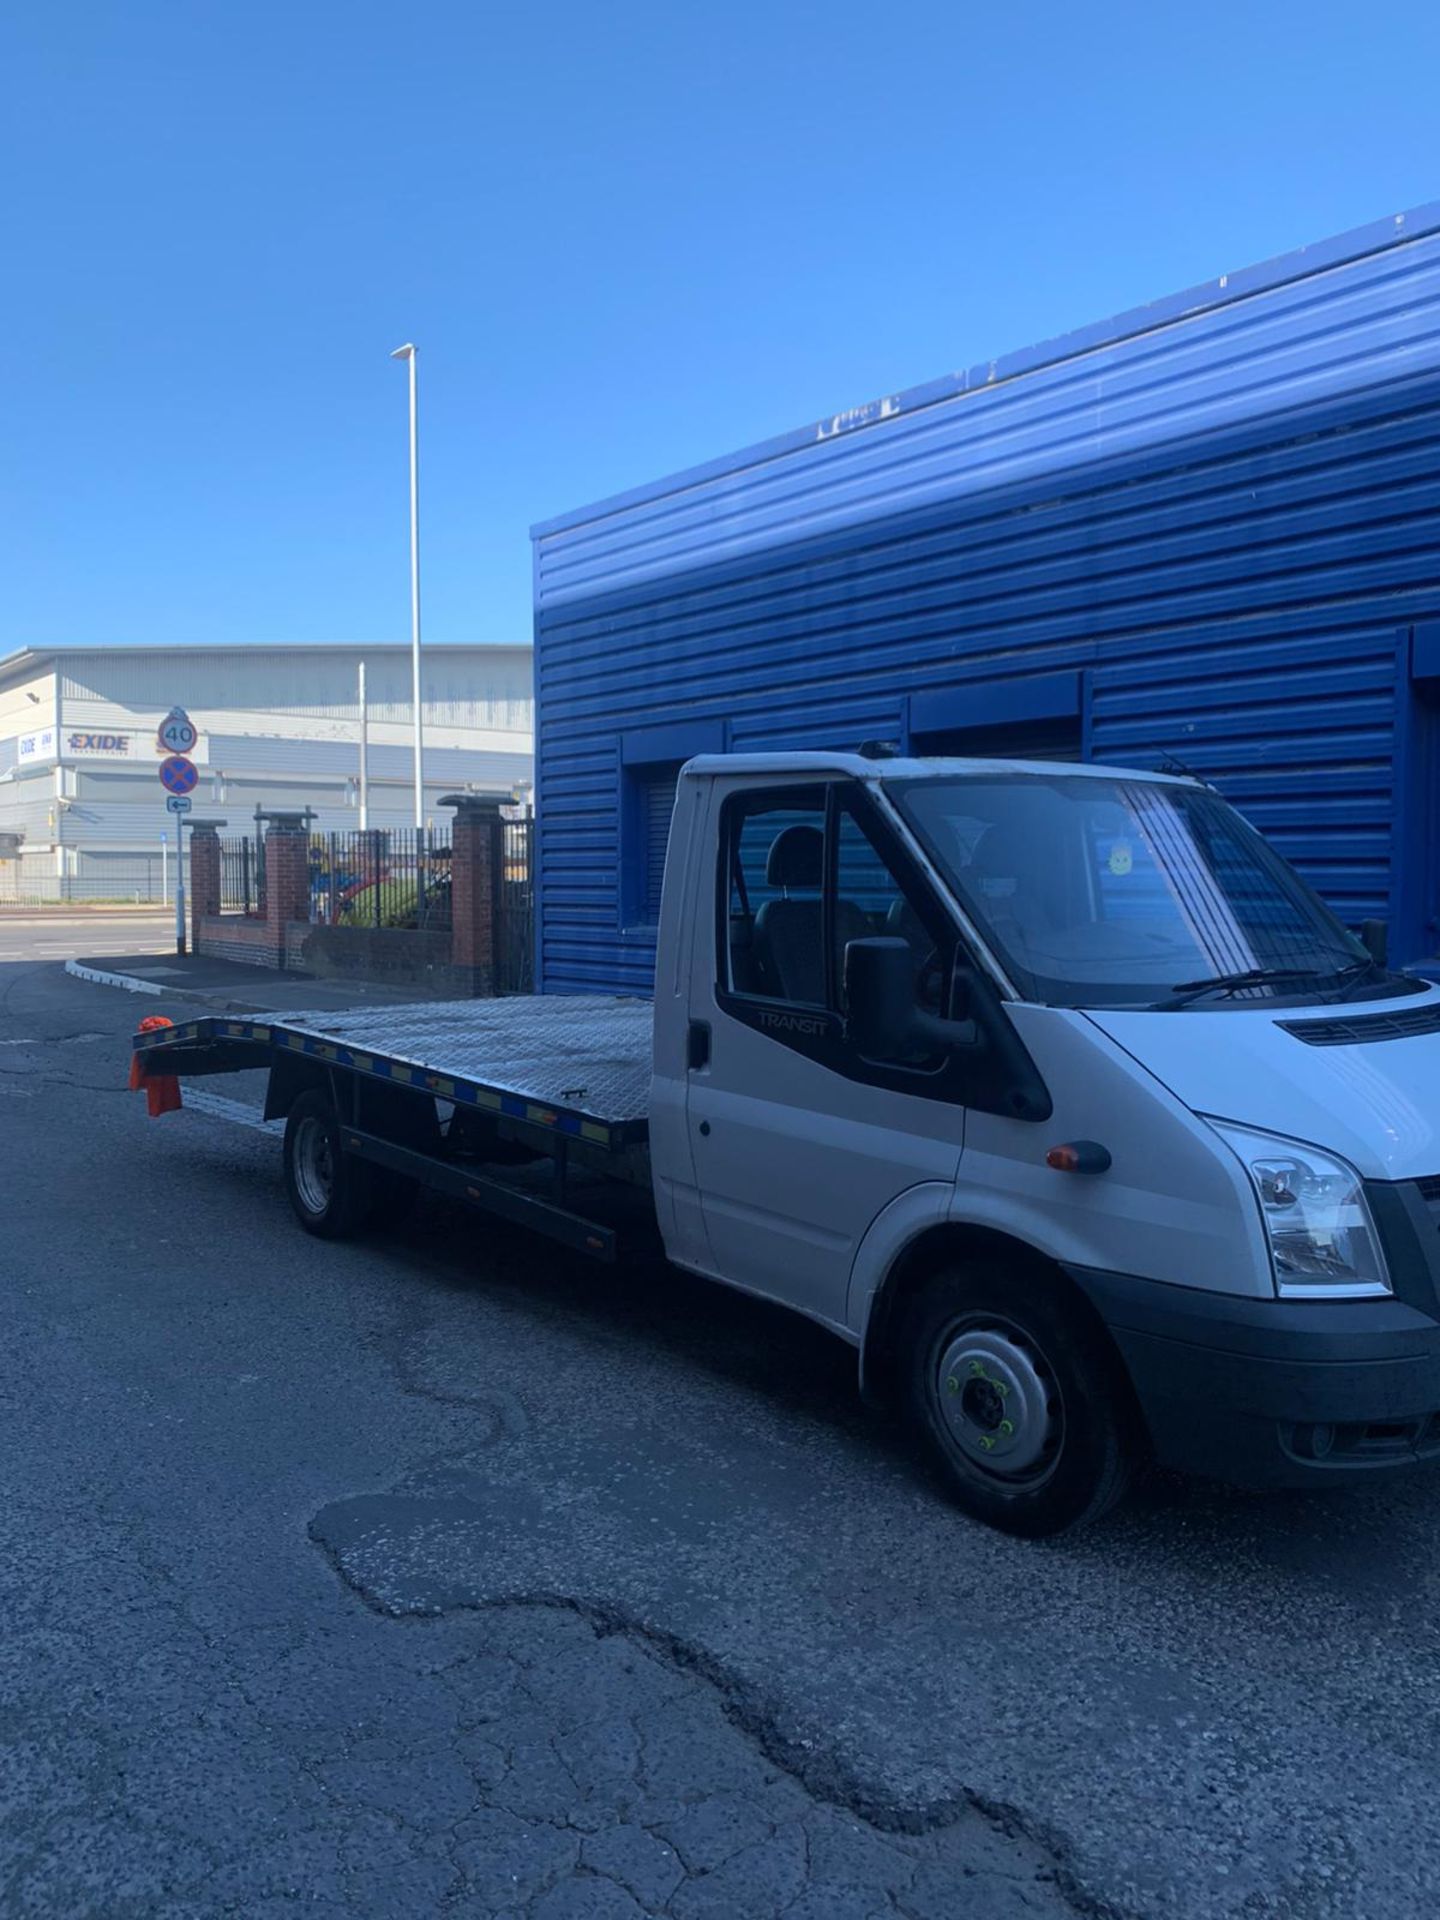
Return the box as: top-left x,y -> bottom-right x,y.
0,643 -> 532,901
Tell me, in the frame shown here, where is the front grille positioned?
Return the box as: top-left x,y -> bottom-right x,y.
1280,1002 -> 1440,1047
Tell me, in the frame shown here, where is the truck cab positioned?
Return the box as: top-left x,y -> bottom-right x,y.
650,751 -> 1440,1535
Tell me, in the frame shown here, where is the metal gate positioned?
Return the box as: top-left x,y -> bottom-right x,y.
494,818 -> 534,994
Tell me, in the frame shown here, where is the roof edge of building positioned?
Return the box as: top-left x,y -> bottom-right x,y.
530,198 -> 1440,543
0,640 -> 532,682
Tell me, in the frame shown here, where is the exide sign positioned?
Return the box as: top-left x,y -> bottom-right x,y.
66,732 -> 132,756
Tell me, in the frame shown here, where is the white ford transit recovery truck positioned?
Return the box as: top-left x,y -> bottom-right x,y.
134,753 -> 1440,1536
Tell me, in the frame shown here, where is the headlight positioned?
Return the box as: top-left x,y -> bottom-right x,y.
1208,1121 -> 1391,1299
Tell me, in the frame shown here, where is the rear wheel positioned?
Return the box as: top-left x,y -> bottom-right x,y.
898,1261 -> 1137,1537
283,1090 -> 371,1239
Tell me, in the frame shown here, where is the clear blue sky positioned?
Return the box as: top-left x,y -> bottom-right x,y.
3,1 -> 1437,655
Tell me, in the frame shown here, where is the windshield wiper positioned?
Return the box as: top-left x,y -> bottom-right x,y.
1157,964 -> 1353,1011
1324,956 -> 1398,998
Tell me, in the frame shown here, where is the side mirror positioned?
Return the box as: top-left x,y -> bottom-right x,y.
844,936 -> 1052,1121
1361,918 -> 1389,966
844,938 -> 916,1058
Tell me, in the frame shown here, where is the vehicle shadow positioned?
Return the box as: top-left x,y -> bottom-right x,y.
392,1192 -> 1440,1576
181,1134 -> 1440,1570
405,1185 -> 887,1442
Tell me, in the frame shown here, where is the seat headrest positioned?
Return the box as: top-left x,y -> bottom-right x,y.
969,823 -> 1030,884
766,823 -> 824,890
886,896 -> 924,937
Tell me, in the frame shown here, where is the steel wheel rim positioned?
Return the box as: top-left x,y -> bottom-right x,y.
293,1115 -> 335,1216
933,1312 -> 1065,1490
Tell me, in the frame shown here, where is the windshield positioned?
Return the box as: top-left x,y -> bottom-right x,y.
891,772 -> 1405,1010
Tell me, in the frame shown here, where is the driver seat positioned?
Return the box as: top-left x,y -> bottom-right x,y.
753,824 -> 869,1003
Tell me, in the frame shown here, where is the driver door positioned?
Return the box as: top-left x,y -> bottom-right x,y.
686,779 -> 968,1331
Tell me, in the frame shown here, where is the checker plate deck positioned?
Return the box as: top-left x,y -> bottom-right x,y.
135,995 -> 654,1149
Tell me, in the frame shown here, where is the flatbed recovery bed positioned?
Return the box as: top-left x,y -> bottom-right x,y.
133,995 -> 654,1150
133,996 -> 658,1261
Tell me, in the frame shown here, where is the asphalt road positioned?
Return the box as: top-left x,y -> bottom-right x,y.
0,907 -> 171,964
4,953 -> 1440,1919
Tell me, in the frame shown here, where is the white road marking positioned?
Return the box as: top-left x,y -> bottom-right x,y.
180,1087 -> 282,1136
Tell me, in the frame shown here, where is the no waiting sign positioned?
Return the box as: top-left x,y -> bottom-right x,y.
159,755 -> 199,797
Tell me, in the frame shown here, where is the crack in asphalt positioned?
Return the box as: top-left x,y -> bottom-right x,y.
308,1506 -> 1136,1920
300,1238 -> 1135,1916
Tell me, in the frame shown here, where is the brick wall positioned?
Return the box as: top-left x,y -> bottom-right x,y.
196,914 -> 282,968
194,825 -> 311,972
292,924 -> 458,991
195,813 -> 508,993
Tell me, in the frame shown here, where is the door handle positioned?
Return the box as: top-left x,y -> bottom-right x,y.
687,1020 -> 711,1070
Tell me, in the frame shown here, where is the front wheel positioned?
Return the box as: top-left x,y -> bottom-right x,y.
898,1263 -> 1138,1537
283,1090 -> 372,1240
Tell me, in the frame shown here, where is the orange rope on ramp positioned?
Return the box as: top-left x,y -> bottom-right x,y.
130,1015 -> 184,1117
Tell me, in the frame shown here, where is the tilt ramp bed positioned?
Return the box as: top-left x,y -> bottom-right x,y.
132,997 -> 658,1259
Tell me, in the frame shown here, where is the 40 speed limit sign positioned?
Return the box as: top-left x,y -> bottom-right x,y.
157,707 -> 197,755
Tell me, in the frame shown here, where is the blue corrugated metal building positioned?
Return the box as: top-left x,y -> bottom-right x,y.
532,204 -> 1440,995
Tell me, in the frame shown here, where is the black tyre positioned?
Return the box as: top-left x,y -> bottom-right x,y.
283,1090 -> 372,1240
898,1262 -> 1137,1538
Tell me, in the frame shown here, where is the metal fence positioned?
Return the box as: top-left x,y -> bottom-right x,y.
209,820 -> 534,992
309,829 -> 453,932
495,818 -> 534,994
220,836 -> 265,916
0,856 -> 172,906
216,829 -> 454,930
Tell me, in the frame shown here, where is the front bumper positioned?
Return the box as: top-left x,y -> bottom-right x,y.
1069,1264 -> 1440,1488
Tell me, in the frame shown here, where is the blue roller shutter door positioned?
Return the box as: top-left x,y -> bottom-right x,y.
643,767 -> 681,924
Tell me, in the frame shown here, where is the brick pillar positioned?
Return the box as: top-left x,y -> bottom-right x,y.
447,797 -> 502,996
264,828 -> 311,964
189,827 -> 221,953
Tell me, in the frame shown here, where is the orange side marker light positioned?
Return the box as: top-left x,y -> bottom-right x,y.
1045,1140 -> 1112,1175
